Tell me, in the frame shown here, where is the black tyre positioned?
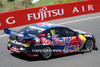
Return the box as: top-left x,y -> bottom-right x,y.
40,46 -> 52,60
84,39 -> 94,51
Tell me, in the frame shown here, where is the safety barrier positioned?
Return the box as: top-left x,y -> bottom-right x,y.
0,0 -> 100,30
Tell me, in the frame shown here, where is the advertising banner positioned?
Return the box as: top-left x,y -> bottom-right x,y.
0,0 -> 100,30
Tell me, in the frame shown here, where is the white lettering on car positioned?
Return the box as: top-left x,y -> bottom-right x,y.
29,26 -> 45,31
11,40 -> 22,45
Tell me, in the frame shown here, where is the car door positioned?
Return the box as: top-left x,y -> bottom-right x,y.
61,28 -> 82,52
42,28 -> 66,51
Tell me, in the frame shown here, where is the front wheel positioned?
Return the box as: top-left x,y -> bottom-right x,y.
84,39 -> 94,51
40,46 -> 52,60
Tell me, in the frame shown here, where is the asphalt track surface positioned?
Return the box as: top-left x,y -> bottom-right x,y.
0,12 -> 100,67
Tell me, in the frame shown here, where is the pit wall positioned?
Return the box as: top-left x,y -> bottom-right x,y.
0,0 -> 100,30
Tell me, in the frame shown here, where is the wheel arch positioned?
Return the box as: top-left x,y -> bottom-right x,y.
85,37 -> 95,43
83,37 -> 95,49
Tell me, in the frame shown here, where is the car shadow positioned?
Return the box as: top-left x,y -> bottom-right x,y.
10,51 -> 91,62
10,52 -> 42,61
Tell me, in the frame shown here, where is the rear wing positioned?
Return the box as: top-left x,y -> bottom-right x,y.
4,27 -> 18,35
4,27 -> 11,35
4,27 -> 33,39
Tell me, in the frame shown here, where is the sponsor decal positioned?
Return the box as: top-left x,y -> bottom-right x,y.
12,46 -> 18,51
64,37 -> 82,52
11,40 -> 22,45
37,23 -> 55,27
35,37 -> 82,47
41,37 -> 66,45
0,16 -> 16,27
0,1 -> 98,30
18,34 -> 24,37
10,39 -> 29,47
27,7 -> 64,21
34,37 -> 41,43
35,37 -> 67,45
73,5 -> 94,13
85,35 -> 92,37
29,26 -> 45,31
6,17 -> 16,24
32,49 -> 62,53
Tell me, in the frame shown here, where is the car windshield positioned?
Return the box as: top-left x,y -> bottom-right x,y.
19,26 -> 45,36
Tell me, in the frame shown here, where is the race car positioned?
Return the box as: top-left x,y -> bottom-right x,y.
4,23 -> 98,59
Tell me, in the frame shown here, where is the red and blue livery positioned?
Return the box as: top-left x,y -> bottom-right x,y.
4,23 -> 98,59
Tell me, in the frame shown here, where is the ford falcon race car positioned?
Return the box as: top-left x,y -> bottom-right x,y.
4,23 -> 98,59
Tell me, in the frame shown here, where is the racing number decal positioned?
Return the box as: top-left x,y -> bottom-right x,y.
46,30 -> 55,38
50,30 -> 55,35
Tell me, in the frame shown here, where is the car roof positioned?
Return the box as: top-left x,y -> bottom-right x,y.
30,23 -> 62,29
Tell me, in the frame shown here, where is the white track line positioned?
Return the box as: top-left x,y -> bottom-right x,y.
0,15 -> 100,38
0,34 -> 9,38
58,16 -> 100,25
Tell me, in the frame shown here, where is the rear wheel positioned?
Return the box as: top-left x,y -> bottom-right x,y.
40,46 -> 52,60
84,39 -> 94,51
